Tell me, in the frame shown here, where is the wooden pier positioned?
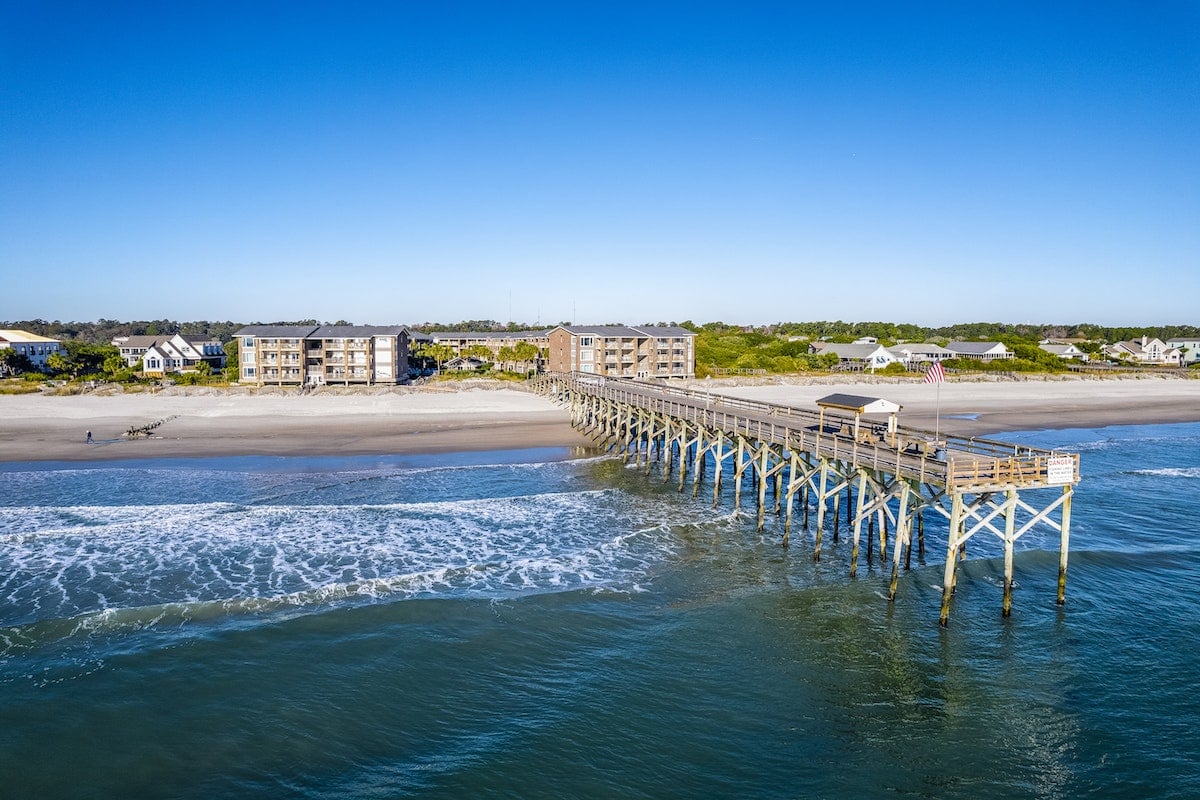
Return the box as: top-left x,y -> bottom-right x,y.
530,372 -> 1081,625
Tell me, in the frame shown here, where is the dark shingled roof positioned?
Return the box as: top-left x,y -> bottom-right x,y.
113,335 -> 166,348
553,325 -> 695,337
234,325 -> 321,337
311,325 -> 412,338
429,329 -> 551,340
816,394 -> 902,414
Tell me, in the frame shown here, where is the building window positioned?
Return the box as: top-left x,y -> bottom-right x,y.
580,337 -> 594,347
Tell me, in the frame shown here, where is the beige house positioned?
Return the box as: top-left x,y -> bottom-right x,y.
547,325 -> 695,379
235,325 -> 415,386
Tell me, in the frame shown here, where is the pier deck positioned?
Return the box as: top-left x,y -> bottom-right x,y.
530,372 -> 1080,625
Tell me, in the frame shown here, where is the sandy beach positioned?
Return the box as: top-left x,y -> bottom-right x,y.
1,374 -> 1197,463
0,386 -> 592,463
706,372 -> 1200,438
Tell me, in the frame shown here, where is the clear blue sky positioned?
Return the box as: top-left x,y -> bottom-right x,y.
2,1 -> 1196,327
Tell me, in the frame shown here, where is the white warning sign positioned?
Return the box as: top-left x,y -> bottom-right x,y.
1046,455 -> 1075,485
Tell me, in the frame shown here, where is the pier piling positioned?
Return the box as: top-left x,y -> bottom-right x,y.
539,372 -> 1079,625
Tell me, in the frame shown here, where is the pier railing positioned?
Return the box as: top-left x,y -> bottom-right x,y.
533,372 -> 1079,491
529,371 -> 1081,623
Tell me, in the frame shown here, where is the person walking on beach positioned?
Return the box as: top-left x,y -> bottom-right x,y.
86,430 -> 93,444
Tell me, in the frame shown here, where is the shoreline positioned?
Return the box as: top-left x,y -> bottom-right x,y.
1,375 -> 1198,464
0,388 -> 593,463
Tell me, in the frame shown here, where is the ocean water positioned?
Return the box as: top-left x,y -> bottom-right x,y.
2,424 -> 1198,799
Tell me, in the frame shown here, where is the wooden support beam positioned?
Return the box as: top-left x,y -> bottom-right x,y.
783,452 -> 802,545
832,489 -> 841,542
533,372 -> 1080,626
1057,485 -> 1073,606
676,424 -> 690,491
1002,488 -> 1018,617
866,509 -> 875,565
802,483 -> 810,530
888,482 -> 913,601
661,417 -> 674,482
878,504 -> 888,565
844,480 -> 853,531
734,437 -> 749,510
814,460 -> 829,561
917,511 -> 925,558
628,407 -> 638,462
712,432 -> 726,508
850,470 -> 868,578
691,428 -> 708,498
940,493 -> 965,627
757,445 -> 770,531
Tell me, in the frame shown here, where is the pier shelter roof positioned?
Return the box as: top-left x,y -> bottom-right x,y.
817,393 -> 902,443
816,394 -> 901,415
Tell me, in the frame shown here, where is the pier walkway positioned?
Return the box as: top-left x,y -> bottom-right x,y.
530,372 -> 1081,625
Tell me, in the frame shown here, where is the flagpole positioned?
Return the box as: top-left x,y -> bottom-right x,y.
934,380 -> 941,442
925,361 -> 945,444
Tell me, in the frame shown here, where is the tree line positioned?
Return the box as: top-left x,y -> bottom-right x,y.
4,317 -> 1196,382
692,320 -> 1200,343
6,318 -> 1195,346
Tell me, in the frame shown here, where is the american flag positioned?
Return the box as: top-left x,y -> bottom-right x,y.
924,362 -> 945,384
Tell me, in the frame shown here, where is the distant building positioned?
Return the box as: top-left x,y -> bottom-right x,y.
112,334 -> 226,374
810,342 -> 899,371
546,325 -> 695,379
886,343 -> 954,367
0,329 -> 63,372
1166,338 -> 1200,365
945,341 -> 1014,361
234,326 -> 313,385
429,330 -> 551,365
442,355 -> 488,372
234,325 -> 416,386
1038,343 -> 1088,361
1103,337 -> 1182,366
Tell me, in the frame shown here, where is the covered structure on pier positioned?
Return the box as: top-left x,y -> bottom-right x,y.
815,393 -> 902,445
533,371 -> 1080,625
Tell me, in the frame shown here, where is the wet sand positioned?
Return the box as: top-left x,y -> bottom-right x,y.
0,388 -> 591,463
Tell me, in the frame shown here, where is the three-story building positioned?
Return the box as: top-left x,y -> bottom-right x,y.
546,325 -> 695,379
234,325 -> 415,386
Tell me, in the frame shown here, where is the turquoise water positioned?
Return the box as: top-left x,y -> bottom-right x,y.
2,425 -> 1198,798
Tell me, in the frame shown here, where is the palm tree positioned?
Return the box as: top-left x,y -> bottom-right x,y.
46,352 -> 70,377
497,346 -> 516,372
415,343 -> 455,375
513,341 -> 539,374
